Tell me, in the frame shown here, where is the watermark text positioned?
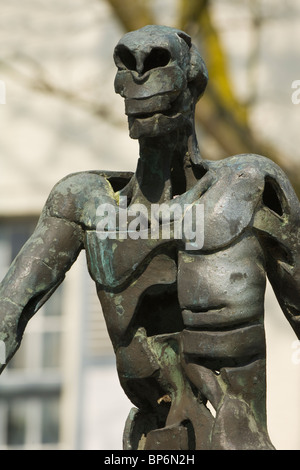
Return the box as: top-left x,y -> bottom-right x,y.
0,340 -> 6,364
291,339 -> 300,365
291,80 -> 300,104
96,197 -> 204,250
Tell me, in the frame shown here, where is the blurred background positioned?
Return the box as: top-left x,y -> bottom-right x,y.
0,0 -> 299,450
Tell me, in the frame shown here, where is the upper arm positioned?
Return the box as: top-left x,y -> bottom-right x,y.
0,170 -> 121,366
264,241 -> 300,339
252,158 -> 300,338
0,171 -> 106,309
0,169 -> 115,304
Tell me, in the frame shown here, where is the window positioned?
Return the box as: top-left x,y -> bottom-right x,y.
2,396 -> 60,449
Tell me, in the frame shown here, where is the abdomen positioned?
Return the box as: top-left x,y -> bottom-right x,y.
177,233 -> 267,361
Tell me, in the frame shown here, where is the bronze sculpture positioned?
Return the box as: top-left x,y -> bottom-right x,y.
0,25 -> 300,450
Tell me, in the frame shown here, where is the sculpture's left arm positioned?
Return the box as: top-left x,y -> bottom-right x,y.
253,160 -> 300,339
0,170 -> 120,370
265,236 -> 300,340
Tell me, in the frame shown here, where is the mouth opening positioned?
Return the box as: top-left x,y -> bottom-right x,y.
133,111 -> 157,119
130,108 -> 180,120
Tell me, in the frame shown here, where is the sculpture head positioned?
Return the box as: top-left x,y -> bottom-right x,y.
114,25 -> 208,139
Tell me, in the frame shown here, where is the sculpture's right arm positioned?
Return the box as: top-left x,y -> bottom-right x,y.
0,196 -> 84,371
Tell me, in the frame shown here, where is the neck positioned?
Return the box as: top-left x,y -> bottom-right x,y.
131,122 -> 202,207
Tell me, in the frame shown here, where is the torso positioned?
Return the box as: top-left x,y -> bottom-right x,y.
47,144 -> 299,449
84,156 -> 269,352
80,154 -> 293,449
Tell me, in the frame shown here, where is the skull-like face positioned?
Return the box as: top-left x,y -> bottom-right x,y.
114,25 -> 208,139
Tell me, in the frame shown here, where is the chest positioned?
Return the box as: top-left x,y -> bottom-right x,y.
84,228 -> 265,346
177,234 -> 266,309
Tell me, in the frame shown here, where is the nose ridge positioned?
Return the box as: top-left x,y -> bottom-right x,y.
129,50 -> 150,82
135,51 -> 146,75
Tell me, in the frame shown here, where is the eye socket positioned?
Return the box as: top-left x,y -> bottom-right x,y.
115,45 -> 136,71
114,45 -> 171,74
143,48 -> 171,73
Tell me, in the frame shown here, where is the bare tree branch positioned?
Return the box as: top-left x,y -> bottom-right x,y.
3,1 -> 299,194
0,58 -> 123,126
105,0 -> 154,31
178,0 -> 300,194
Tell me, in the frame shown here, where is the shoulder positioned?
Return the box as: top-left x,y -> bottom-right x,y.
44,170 -> 133,227
211,153 -> 273,181
200,153 -> 299,249
217,153 -> 300,243
209,153 -> 298,215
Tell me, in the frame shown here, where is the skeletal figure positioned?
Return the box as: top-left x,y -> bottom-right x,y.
1,25 -> 300,450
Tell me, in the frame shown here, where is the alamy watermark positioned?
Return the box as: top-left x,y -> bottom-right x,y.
96,196 -> 204,250
291,80 -> 300,104
0,80 -> 6,104
0,340 -> 6,365
291,339 -> 300,365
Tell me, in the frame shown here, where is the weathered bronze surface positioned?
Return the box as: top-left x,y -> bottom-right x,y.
1,25 -> 300,450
